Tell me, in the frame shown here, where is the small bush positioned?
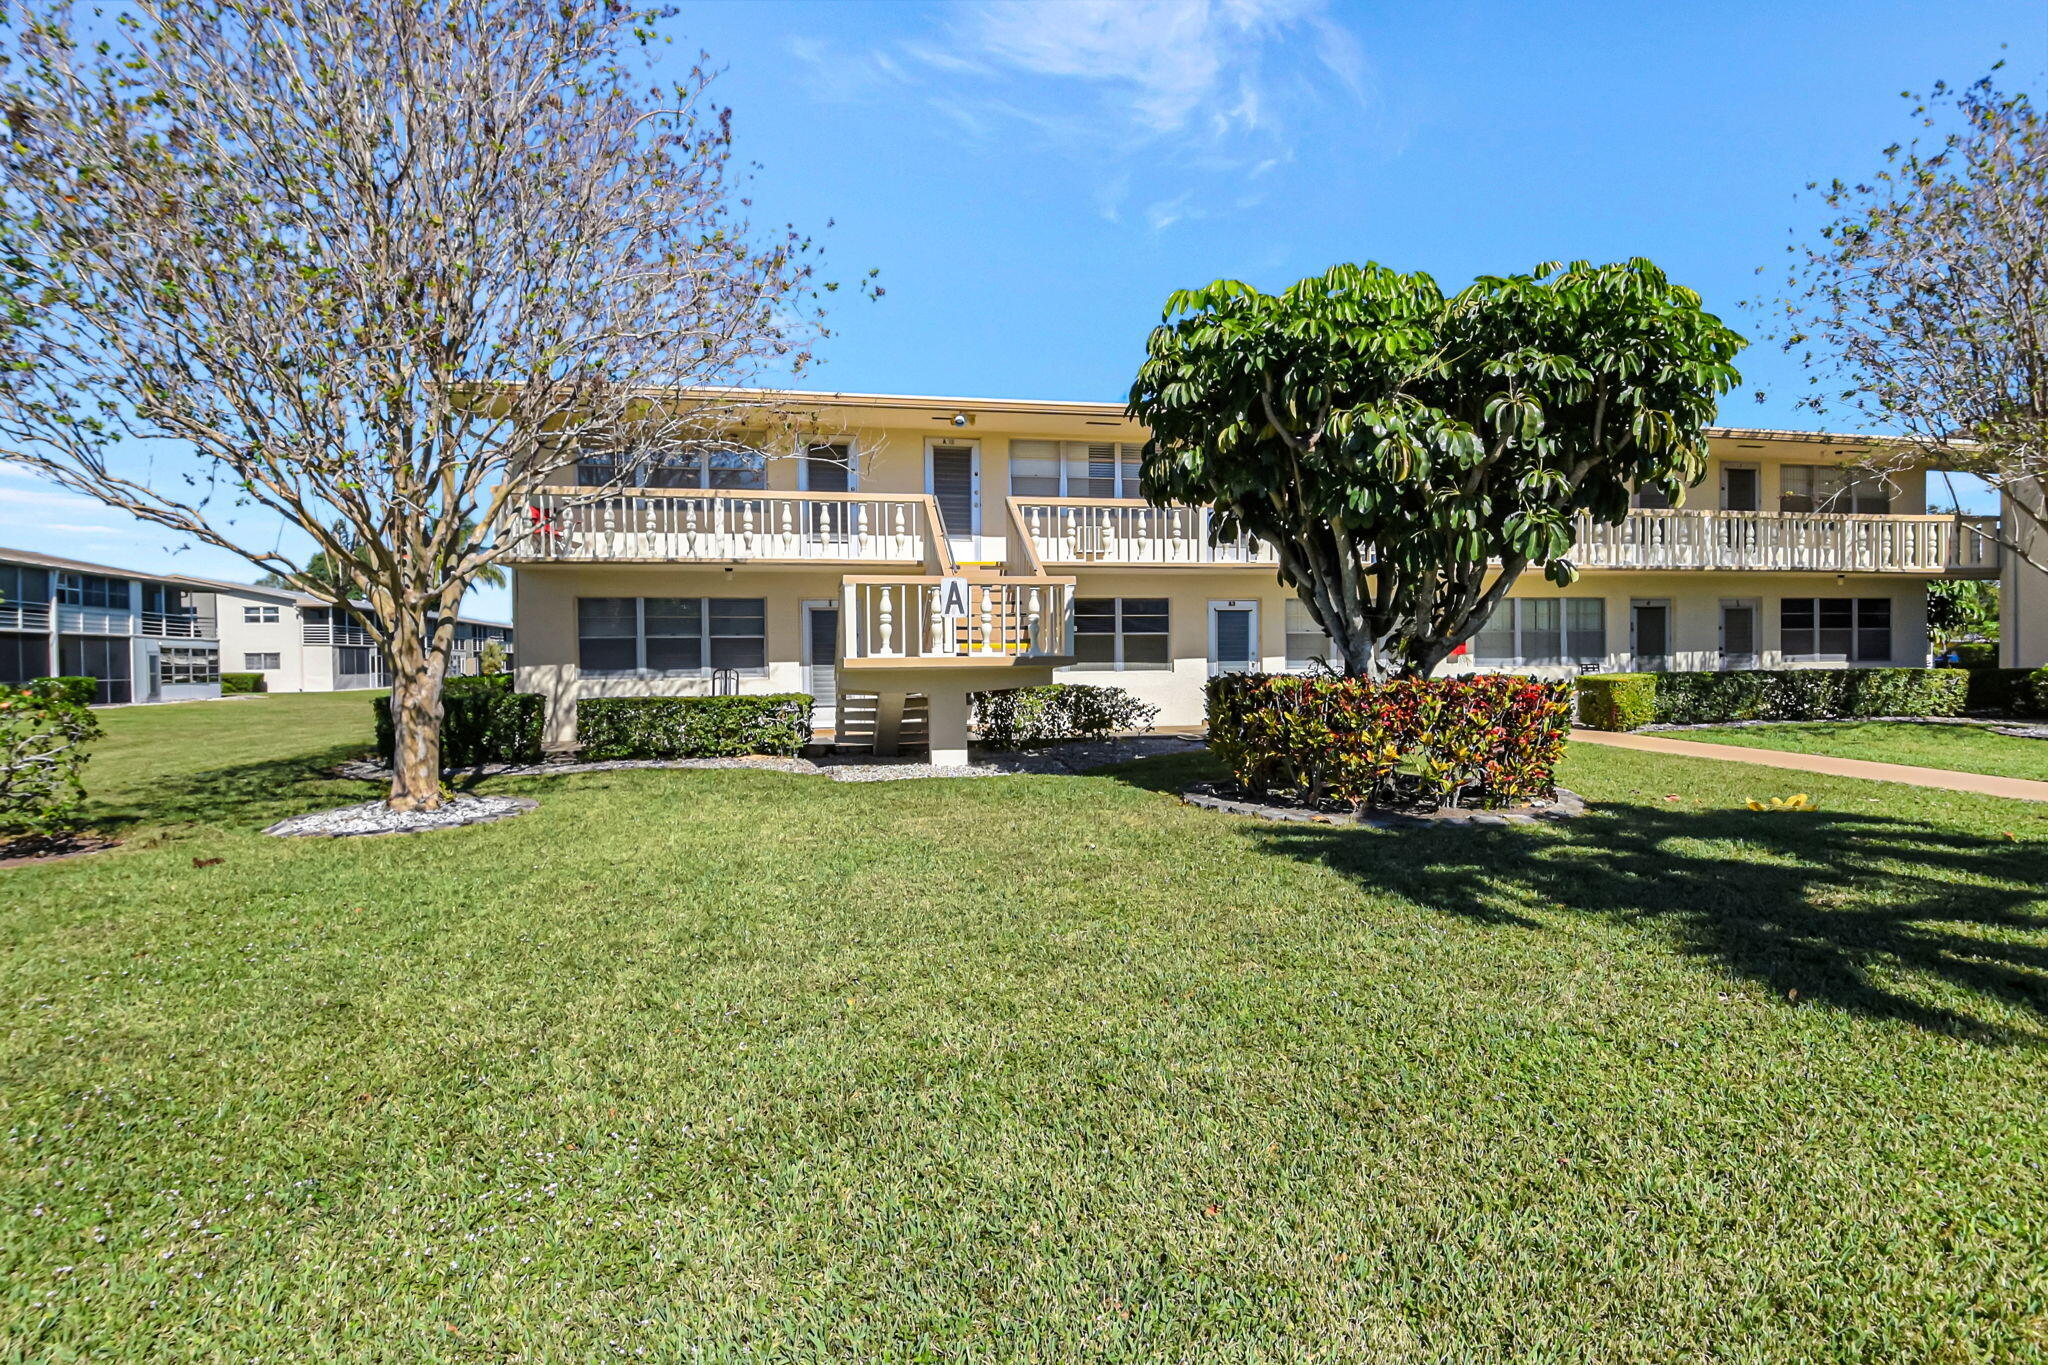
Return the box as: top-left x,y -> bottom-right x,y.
0,685 -> 102,837
373,672 -> 545,768
1946,641 -> 2000,669
1959,666 -> 2032,715
2024,668 -> 2048,719
972,684 -> 1160,750
1652,668 -> 1966,725
1206,673 -> 1573,811
220,672 -> 267,695
29,676 -> 97,707
577,694 -> 812,760
1575,673 -> 1658,732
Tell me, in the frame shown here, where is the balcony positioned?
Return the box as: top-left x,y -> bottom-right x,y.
1572,510 -> 2001,575
840,575 -> 1075,669
508,489 -> 937,565
0,601 -> 51,633
1013,499 -> 1274,567
141,610 -> 216,639
56,605 -> 134,635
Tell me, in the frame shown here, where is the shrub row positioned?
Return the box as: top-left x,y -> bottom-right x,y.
1206,673 -> 1573,811
0,684 -> 102,837
577,694 -> 812,760
971,684 -> 1160,750
373,673 -> 544,768
220,672 -> 267,695
1575,667 -> 1970,730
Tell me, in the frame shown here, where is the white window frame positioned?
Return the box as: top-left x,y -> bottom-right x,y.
1719,462 -> 1761,512
243,651 -> 282,670
576,596 -> 770,677
797,440 -> 858,493
1006,440 -> 1145,498
243,603 -> 280,624
1283,598 -> 1333,672
1473,598 -> 1606,666
1779,596 -> 1893,664
1207,599 -> 1260,677
1072,597 -> 1171,671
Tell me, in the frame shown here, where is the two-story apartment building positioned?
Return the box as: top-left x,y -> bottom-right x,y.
0,547 -> 225,703
505,391 -> 2002,761
0,546 -> 512,701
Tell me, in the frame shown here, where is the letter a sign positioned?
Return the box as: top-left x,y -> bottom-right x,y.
936,576 -> 971,631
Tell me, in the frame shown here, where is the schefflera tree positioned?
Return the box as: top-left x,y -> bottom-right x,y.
1130,260 -> 1746,678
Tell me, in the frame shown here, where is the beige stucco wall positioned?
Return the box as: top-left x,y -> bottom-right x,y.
209,587 -> 309,692
2003,482 -> 2048,668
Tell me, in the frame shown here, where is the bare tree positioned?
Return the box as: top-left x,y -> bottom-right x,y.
0,0 -> 850,809
1767,67 -> 2046,565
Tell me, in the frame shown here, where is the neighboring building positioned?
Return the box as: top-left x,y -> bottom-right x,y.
0,547 -> 224,703
0,546 -> 512,701
503,391 -> 2002,760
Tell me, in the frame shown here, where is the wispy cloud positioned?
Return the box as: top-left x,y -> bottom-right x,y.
786,0 -> 1373,231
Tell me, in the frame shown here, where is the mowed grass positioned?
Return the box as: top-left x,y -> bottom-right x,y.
1676,719 -> 2048,784
2,694 -> 2046,1362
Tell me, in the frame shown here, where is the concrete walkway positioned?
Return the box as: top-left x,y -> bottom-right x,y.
1571,728 -> 2048,803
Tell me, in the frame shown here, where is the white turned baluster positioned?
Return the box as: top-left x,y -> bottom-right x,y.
891,503 -> 907,558
740,500 -> 756,550
851,502 -> 867,555
683,498 -> 700,556
879,586 -> 895,655
978,585 -> 993,655
779,499 -> 795,556
1026,586 -> 1042,653
929,593 -> 945,654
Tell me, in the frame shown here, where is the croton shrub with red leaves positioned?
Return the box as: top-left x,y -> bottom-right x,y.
1205,673 -> 1574,811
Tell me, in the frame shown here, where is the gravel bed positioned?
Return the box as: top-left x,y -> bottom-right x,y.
1182,781 -> 1589,829
264,794 -> 536,838
1989,724 -> 2048,741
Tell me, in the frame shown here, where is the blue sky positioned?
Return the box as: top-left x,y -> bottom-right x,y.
2,0 -> 2040,619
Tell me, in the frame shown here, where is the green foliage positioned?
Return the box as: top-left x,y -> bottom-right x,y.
1206,673 -> 1573,810
373,674 -> 543,768
1959,666 -> 2033,714
1575,673 -> 1660,731
1644,669 -> 1968,725
1944,640 -> 2000,669
971,684 -> 1160,750
477,640 -> 510,676
577,695 -> 812,760
2022,668 -> 2048,719
219,672 -> 267,695
30,676 -> 98,707
1131,259 -> 1745,676
0,684 -> 102,837
1926,580 -> 1999,651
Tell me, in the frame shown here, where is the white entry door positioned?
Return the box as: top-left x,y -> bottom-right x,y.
802,600 -> 839,727
1208,600 -> 1260,676
926,441 -> 981,562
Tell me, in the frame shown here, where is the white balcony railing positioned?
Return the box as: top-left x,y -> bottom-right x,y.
56,605 -> 134,635
140,610 -> 215,639
1014,499 -> 1274,566
0,601 -> 51,633
510,490 -> 934,564
1572,510 -> 2001,574
842,576 -> 1075,665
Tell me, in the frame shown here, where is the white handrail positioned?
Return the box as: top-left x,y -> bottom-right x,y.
842,577 -> 1075,662
1014,499 -> 1274,565
1570,510 -> 2001,573
510,490 -> 931,564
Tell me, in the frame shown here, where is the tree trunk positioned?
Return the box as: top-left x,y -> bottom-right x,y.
385,610 -> 449,812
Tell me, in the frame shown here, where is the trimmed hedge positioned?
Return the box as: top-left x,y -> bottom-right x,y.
1206,673 -> 1573,811
577,694 -> 812,760
971,684 -> 1160,750
1947,641 -> 1999,669
1574,667 -> 1970,730
220,672 -> 267,695
1575,673 -> 1657,732
29,676 -> 97,707
373,673 -> 545,768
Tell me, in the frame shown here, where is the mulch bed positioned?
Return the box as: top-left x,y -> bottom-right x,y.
1182,780 -> 1589,829
0,833 -> 123,868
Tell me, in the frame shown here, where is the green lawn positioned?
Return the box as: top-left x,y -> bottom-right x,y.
1676,719 -> 2048,784
3,694 -> 2046,1362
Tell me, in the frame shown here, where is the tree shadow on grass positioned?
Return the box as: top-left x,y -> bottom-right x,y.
1105,752 -> 2048,1044
85,741 -> 382,837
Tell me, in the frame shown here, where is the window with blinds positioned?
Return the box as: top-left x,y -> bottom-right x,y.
1779,465 -> 1891,515
1074,597 -> 1169,669
1009,441 -> 1144,497
1474,599 -> 1606,665
1781,597 -> 1891,661
577,597 -> 767,675
1284,599 -> 1332,671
